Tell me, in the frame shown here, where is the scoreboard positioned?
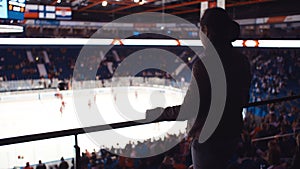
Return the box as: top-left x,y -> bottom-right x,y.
0,0 -> 8,19
0,0 -> 25,20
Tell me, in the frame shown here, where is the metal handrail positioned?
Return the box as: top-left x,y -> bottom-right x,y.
0,119 -> 154,146
244,94 -> 300,108
252,132 -> 298,143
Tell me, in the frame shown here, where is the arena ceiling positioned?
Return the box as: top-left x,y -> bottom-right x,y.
27,0 -> 274,14
25,0 -> 300,22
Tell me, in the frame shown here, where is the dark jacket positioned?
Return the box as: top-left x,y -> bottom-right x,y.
152,42 -> 251,141
59,161 -> 69,169
290,147 -> 300,169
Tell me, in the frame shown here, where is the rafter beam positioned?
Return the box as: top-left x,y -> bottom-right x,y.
51,1 -> 57,5
77,0 -> 276,16
226,0 -> 274,7
108,0 -> 157,13
145,0 -> 205,12
85,10 -> 130,14
171,8 -> 199,15
78,0 -> 105,12
170,0 -> 275,15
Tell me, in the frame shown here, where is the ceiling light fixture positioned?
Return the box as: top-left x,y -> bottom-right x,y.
139,0 -> 146,5
102,0 -> 108,6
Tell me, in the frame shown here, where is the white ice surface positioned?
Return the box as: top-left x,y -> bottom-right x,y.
0,86 -> 186,169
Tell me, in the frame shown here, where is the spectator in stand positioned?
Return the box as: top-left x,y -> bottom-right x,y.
80,153 -> 90,169
172,156 -> 187,169
123,141 -> 133,157
36,160 -> 46,169
159,156 -> 174,169
24,162 -> 33,169
255,123 -> 271,152
265,140 -> 284,169
290,134 -> 300,169
58,157 -> 69,169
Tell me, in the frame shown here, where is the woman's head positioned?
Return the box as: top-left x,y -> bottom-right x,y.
200,7 -> 240,43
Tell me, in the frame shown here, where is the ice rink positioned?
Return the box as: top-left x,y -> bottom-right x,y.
0,86 -> 187,169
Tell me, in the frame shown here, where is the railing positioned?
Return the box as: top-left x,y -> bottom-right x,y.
0,91 -> 299,169
0,78 -> 60,92
252,132 -> 298,143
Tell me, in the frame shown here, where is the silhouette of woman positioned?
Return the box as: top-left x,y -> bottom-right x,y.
147,7 -> 251,169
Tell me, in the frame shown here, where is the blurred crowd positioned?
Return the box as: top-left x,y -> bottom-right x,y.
22,98 -> 300,169
76,101 -> 300,169
1,47 -> 299,99
245,49 -> 300,100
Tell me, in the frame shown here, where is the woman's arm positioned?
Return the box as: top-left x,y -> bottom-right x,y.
146,59 -> 208,123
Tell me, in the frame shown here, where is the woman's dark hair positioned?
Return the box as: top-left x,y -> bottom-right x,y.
200,7 -> 240,42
